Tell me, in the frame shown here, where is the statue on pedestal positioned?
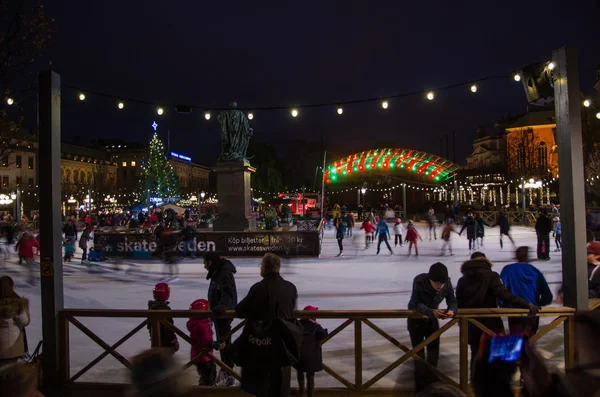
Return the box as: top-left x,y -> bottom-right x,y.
217,102 -> 253,162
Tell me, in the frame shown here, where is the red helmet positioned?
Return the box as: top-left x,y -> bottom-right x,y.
153,282 -> 170,301
189,299 -> 210,311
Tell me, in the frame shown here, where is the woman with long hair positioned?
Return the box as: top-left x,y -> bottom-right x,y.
0,276 -> 30,367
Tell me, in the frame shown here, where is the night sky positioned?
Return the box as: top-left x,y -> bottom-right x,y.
17,1 -> 600,166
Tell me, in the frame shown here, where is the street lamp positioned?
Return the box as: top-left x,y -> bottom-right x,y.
200,191 -> 206,201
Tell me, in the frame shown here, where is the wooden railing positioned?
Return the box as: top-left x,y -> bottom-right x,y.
477,211 -> 538,226
58,306 -> 578,396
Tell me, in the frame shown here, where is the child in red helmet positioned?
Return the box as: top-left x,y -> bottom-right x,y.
294,305 -> 328,397
147,282 -> 179,353
187,299 -> 217,385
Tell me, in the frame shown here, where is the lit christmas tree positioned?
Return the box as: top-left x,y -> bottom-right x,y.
139,133 -> 181,204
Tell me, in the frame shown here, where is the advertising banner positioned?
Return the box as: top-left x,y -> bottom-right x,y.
94,231 -> 320,258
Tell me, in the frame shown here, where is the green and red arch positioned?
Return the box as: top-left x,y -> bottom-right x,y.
325,148 -> 459,184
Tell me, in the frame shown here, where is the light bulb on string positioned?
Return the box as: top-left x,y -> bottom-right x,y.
6,98 -> 14,105
596,112 -> 600,120
118,102 -> 124,109
247,112 -> 254,120
291,109 -> 298,118
513,73 -> 521,82
381,100 -> 389,109
205,112 -> 211,120
547,62 -> 555,70
79,93 -> 86,101
426,92 -> 434,101
157,107 -> 164,115
470,84 -> 477,93
337,105 -> 343,115
583,99 -> 591,108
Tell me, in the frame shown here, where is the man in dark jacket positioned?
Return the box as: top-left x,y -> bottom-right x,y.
500,246 -> 553,335
535,209 -> 553,260
204,252 -> 238,386
456,252 -> 537,381
495,211 -> 514,249
459,215 -> 479,252
408,262 -> 458,392
62,219 -> 77,242
235,253 -> 298,397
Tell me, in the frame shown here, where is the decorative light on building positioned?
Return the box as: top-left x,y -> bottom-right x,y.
0,195 -> 13,205
381,100 -> 389,109
291,109 -> 298,117
247,112 -> 254,120
79,93 -> 86,101
337,105 -> 343,115
204,112 -> 211,120
67,196 -> 76,204
547,62 -> 555,70
597,112 -> 600,120
426,92 -> 434,100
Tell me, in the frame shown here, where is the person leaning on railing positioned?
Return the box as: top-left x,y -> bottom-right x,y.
456,252 -> 538,382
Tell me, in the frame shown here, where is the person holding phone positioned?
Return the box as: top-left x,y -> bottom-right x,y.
407,262 -> 457,392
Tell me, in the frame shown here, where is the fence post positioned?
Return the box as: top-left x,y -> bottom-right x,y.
354,319 -> 362,392
564,315 -> 575,370
58,312 -> 70,383
459,318 -> 469,393
150,318 -> 161,348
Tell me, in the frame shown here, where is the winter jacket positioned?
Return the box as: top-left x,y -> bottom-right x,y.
496,215 -> 510,235
408,273 -> 457,319
535,215 -> 553,235
79,228 -> 90,250
0,297 -> 30,359
207,259 -> 238,311
500,263 -> 553,307
360,221 -> 376,234
182,226 -> 196,241
405,227 -> 419,242
554,222 -> 562,235
456,258 -> 531,345
334,218 -> 345,237
147,300 -> 178,351
393,223 -> 405,236
441,224 -> 455,241
475,218 -> 489,237
588,262 -> 600,298
63,241 -> 75,256
235,272 -> 298,395
187,318 -> 213,363
293,320 -> 328,373
16,238 -> 39,259
63,223 -> 77,239
459,217 -> 479,239
374,221 -> 390,238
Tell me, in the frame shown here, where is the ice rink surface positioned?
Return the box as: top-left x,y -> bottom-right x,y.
3,223 -> 566,387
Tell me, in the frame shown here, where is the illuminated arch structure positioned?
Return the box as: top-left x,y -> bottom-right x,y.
325,148 -> 459,185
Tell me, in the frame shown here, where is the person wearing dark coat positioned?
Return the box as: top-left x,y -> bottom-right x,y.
408,263 -> 458,392
79,225 -> 91,263
474,213 -> 490,247
535,209 -> 553,260
235,253 -> 298,397
294,305 -> 328,397
459,215 -> 479,252
494,212 -> 514,249
204,252 -> 238,386
456,252 -> 538,381
62,219 -> 77,242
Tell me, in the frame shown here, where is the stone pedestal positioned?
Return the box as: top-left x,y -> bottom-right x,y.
213,161 -> 256,231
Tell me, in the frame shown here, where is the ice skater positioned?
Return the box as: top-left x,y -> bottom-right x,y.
553,216 -> 562,252
294,306 -> 328,397
147,282 -> 179,353
334,213 -> 345,257
393,218 -> 405,247
427,209 -> 437,240
360,218 -> 376,249
459,214 -> 479,254
187,299 -> 217,385
440,219 -> 457,256
405,221 -> 422,257
63,238 -> 75,262
495,211 -> 515,249
474,213 -> 489,248
375,218 -> 393,255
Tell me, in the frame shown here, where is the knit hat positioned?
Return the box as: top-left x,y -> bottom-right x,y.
304,305 -> 318,321
396,218 -> 402,223
428,262 -> 448,283
587,241 -> 600,255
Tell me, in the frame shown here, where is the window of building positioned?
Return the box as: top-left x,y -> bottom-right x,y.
131,161 -> 136,166
15,155 -> 21,168
73,170 -> 79,183
88,173 -> 92,184
28,178 -> 34,188
1,155 -> 7,167
28,156 -> 34,169
538,141 -> 548,171
2,176 -> 8,187
122,161 -> 127,167
16,177 -> 21,187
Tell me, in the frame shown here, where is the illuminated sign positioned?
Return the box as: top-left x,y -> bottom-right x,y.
170,152 -> 191,162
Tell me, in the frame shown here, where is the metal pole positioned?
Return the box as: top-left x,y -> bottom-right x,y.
38,70 -> 64,396
357,188 -> 360,209
320,151 -> 326,218
453,178 -> 458,208
16,188 -> 21,220
88,187 -> 92,215
521,178 -> 526,226
403,183 -> 407,221
553,47 -> 588,310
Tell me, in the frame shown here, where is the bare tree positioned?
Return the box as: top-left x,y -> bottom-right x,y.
505,128 -> 544,178
586,150 -> 600,197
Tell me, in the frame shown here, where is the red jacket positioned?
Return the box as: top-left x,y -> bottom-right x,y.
17,238 -> 40,258
406,227 -> 420,242
360,221 -> 376,234
187,318 -> 213,363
